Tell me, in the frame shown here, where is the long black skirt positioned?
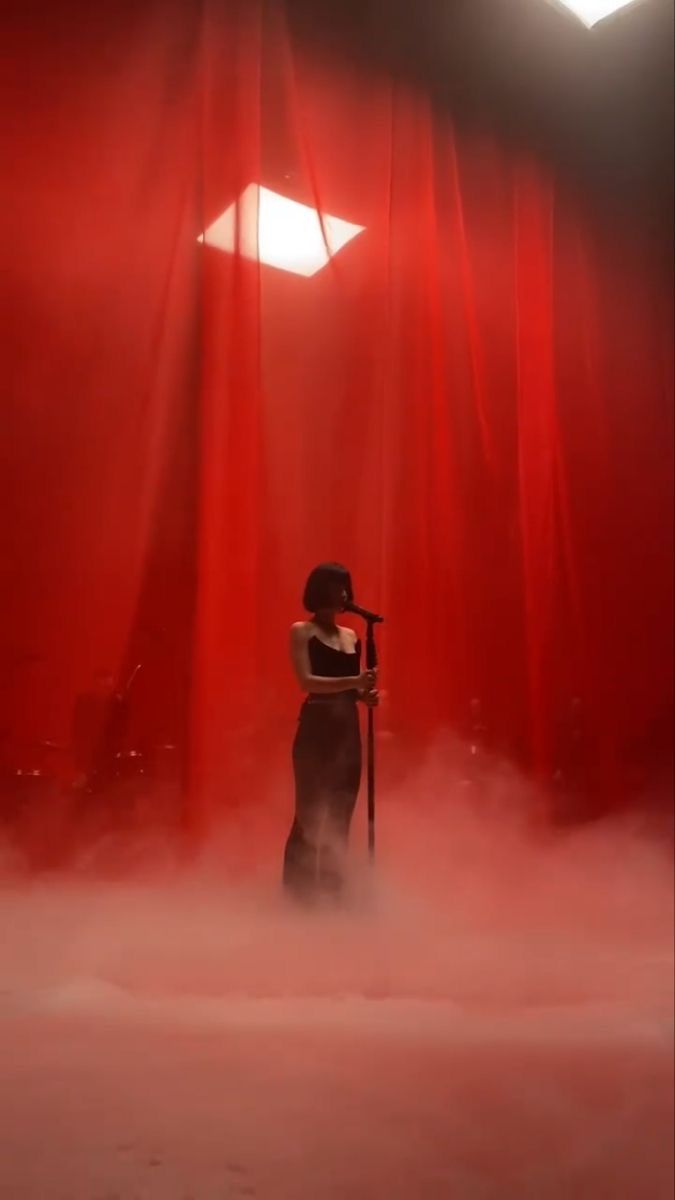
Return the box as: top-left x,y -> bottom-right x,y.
283,698 -> 362,901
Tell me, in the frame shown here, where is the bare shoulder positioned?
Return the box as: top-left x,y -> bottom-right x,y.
338,625 -> 359,647
290,621 -> 312,643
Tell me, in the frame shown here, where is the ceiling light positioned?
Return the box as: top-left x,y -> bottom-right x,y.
198,184 -> 364,277
550,0 -> 641,28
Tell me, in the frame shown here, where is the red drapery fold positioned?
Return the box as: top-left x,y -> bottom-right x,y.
1,0 -> 672,841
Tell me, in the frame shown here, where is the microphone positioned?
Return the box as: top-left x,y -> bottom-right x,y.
343,600 -> 384,624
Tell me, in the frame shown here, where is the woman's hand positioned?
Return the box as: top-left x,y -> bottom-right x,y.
357,667 -> 379,707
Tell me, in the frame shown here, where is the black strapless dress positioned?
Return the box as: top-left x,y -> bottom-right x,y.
283,637 -> 362,900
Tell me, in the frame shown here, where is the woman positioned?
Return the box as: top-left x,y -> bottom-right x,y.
283,562 -> 378,902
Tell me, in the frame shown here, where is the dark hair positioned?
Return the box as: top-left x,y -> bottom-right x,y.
303,562 -> 353,613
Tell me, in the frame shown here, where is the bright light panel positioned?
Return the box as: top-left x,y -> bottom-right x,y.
552,0 -> 640,27
198,184 -> 364,277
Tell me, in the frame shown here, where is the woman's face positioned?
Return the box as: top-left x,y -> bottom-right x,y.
331,580 -> 345,609
327,580 -> 348,611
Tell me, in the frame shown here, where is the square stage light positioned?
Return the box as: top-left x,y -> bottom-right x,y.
198,184 -> 364,277
550,0 -> 640,27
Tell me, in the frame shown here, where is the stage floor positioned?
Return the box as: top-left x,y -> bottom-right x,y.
0,852 -> 672,1200
0,995 -> 672,1200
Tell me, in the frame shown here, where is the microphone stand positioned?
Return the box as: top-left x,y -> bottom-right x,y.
364,616 -> 379,863
344,601 -> 383,864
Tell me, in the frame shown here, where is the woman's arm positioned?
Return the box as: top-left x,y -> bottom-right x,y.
290,624 -> 374,694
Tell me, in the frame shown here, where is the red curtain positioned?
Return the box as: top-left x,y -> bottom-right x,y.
2,0 -> 672,838
1,0 -> 202,765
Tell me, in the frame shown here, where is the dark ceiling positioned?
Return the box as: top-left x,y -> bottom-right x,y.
285,0 -> 674,236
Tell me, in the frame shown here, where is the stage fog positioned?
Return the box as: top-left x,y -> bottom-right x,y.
1,741 -> 672,1199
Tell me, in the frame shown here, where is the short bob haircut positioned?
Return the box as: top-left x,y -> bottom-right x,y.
303,562 -> 353,613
